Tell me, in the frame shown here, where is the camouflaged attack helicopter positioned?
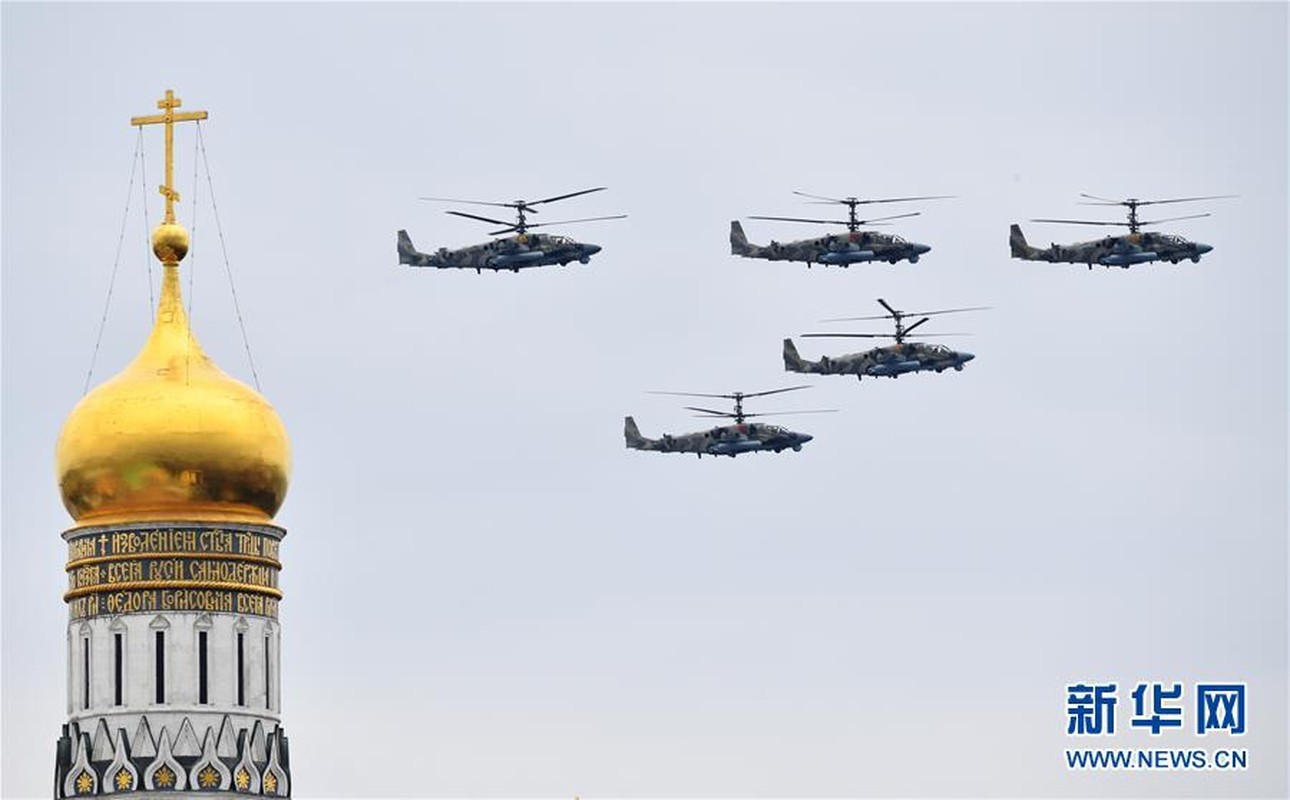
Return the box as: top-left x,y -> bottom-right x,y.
397,187 -> 625,273
785,298 -> 986,381
625,386 -> 833,458
730,191 -> 952,267
1009,194 -> 1234,269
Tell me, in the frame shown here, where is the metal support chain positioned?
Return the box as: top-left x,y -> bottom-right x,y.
83,130 -> 144,396
196,122 -> 261,391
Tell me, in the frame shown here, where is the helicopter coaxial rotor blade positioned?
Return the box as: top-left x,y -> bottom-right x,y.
446,210 -> 516,226
793,191 -> 955,205
740,385 -> 811,399
751,212 -> 922,226
649,390 -> 730,400
420,196 -> 517,208
1135,195 -> 1236,206
748,215 -> 851,226
819,314 -> 896,322
684,406 -> 737,417
1136,213 -> 1212,226
528,187 -> 607,206
522,214 -> 628,229
421,187 -> 610,209
688,409 -> 837,420
1076,193 -> 1123,205
904,305 -> 992,317
651,385 -> 810,401
802,332 -> 971,339
902,317 -> 932,337
1031,217 -> 1132,227
1078,193 -> 1237,206
791,190 -> 848,203
858,212 -> 920,224
822,304 -> 990,323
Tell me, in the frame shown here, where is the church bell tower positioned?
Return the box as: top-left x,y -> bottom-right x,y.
53,90 -> 294,798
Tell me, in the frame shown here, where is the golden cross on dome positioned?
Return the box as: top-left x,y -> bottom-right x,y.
130,89 -> 207,224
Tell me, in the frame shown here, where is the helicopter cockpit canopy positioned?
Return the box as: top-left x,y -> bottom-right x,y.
744,424 -> 787,436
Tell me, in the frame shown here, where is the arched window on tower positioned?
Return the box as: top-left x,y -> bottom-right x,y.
154,631 -> 165,704
81,632 -> 91,710
264,633 -> 272,710
114,633 -> 124,706
235,617 -> 249,707
197,614 -> 212,706
199,631 -> 209,705
110,617 -> 126,708
264,621 -> 279,712
150,616 -> 170,705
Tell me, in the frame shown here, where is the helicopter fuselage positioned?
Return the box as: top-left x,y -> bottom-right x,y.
624,417 -> 813,458
398,229 -> 602,272
784,339 -> 974,380
1009,225 -> 1213,268
731,221 -> 931,267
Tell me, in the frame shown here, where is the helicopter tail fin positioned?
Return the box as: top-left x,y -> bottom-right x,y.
730,220 -> 753,256
624,416 -> 649,449
1009,224 -> 1035,260
397,229 -> 423,265
783,338 -> 810,373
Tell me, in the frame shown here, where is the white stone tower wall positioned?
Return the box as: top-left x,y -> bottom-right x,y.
67,613 -> 280,731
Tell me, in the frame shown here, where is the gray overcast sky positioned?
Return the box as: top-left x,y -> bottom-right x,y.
3,2 -> 1286,797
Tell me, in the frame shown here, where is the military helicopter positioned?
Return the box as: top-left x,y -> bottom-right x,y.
785,298 -> 986,381
397,187 -> 625,273
730,191 -> 953,267
625,386 -> 832,458
1009,194 -> 1235,269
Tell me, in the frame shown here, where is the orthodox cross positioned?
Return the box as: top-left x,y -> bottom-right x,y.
130,90 -> 208,224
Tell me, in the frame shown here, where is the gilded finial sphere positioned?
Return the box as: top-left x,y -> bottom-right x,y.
151,222 -> 190,264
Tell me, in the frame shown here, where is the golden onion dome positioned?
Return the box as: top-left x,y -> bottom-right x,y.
56,222 -> 290,527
